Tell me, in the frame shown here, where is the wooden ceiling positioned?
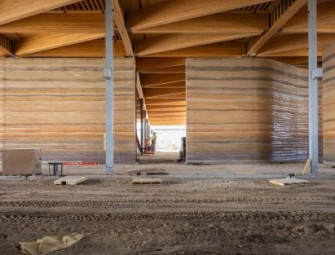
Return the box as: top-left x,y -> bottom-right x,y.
0,0 -> 334,125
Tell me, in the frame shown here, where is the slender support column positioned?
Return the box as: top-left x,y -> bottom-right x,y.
308,0 -> 318,174
146,119 -> 150,140
140,99 -> 145,154
105,0 -> 114,174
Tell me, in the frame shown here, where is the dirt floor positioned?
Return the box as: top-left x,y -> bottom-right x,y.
0,152 -> 334,254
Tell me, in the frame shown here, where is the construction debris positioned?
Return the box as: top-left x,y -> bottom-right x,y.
54,176 -> 88,186
132,178 -> 163,184
19,233 -> 83,255
303,158 -> 312,174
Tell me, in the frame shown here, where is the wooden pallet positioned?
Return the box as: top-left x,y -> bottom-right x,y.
132,178 -> 162,185
269,177 -> 309,187
54,176 -> 88,185
126,168 -> 167,176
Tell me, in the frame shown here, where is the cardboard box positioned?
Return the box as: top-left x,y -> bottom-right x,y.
2,149 -> 41,175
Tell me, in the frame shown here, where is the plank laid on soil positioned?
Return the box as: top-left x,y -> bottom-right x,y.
132,178 -> 162,184
127,168 -> 167,176
54,176 -> 88,185
269,177 -> 309,187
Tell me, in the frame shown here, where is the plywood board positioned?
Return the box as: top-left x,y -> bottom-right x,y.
127,168 -> 167,176
54,176 -> 88,185
269,177 -> 309,187
132,178 -> 163,184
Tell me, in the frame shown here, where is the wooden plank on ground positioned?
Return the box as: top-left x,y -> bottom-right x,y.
132,178 -> 163,184
269,177 -> 309,187
127,168 -> 167,176
54,176 -> 88,185
303,158 -> 311,174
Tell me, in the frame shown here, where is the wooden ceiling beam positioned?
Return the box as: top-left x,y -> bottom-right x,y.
147,105 -> 186,110
142,81 -> 185,89
144,41 -> 245,58
127,0 -> 275,31
144,88 -> 186,98
149,121 -> 186,126
145,99 -> 185,105
258,33 -> 335,56
24,40 -> 125,58
282,1 -> 335,33
0,0 -> 81,26
15,33 -> 105,56
113,0 -> 133,56
131,13 -> 268,34
0,34 -> 13,56
0,13 -> 104,33
139,65 -> 185,74
141,73 -> 185,87
134,33 -> 258,56
148,111 -> 186,116
247,0 -> 307,56
136,57 -> 185,70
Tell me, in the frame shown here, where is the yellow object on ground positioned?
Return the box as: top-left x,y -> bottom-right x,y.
19,233 -> 83,255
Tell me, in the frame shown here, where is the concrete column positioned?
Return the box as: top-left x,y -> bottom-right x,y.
105,0 -> 114,174
308,0 -> 318,174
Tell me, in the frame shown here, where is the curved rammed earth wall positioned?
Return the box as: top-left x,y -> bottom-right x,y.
186,58 -> 312,163
323,44 -> 335,164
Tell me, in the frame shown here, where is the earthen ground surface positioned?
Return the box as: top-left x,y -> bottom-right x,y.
0,152 -> 334,254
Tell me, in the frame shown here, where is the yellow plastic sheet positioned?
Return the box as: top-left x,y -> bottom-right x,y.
19,233 -> 83,255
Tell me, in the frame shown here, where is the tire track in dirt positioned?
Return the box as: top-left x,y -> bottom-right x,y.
1,211 -> 335,223
0,196 -> 334,208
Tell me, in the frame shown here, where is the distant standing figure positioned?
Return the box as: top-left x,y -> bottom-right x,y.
150,132 -> 157,152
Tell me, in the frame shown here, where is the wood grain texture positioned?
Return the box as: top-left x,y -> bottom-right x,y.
0,58 -> 136,163
323,43 -> 335,163
186,58 -> 312,164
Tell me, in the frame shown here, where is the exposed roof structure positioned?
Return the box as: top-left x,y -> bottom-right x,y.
0,0 -> 334,125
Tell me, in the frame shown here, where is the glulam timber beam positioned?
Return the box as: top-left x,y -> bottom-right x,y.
136,57 -> 185,70
144,88 -> 185,98
0,34 -> 13,56
141,73 -> 185,87
147,105 -> 186,111
145,99 -> 186,105
135,33 -> 258,56
0,0 -> 81,26
25,40 -> 125,58
131,13 -> 268,34
142,81 -> 185,89
15,33 -> 105,56
247,0 -> 307,56
282,1 -> 335,33
113,0 -> 133,56
142,41 -> 246,58
0,13 -> 104,33
140,66 -> 185,74
258,33 -> 335,56
127,0 -> 275,31
148,111 -> 186,116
